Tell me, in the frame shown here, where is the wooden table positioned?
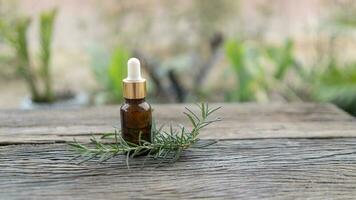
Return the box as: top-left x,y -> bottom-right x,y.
1,103 -> 356,199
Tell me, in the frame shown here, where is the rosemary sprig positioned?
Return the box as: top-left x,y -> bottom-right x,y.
68,103 -> 221,167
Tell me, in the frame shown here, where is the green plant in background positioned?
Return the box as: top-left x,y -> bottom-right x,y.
264,39 -> 303,101
1,18 -> 36,98
0,0 -> 18,78
329,1 -> 356,29
265,39 -> 295,80
108,48 -> 129,100
224,40 -> 263,102
313,64 -> 356,116
39,9 -> 57,102
224,39 -> 300,102
89,46 -> 130,104
0,9 -> 57,103
305,1 -> 356,116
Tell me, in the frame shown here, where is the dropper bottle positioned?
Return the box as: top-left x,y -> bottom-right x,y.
120,58 -> 152,144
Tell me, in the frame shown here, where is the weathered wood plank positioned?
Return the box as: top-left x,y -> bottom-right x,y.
0,103 -> 355,144
1,138 -> 356,199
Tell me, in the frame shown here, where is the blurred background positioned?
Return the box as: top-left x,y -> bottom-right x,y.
0,0 -> 355,116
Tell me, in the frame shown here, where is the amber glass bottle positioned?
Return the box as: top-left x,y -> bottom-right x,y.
120,98 -> 152,144
120,58 -> 152,144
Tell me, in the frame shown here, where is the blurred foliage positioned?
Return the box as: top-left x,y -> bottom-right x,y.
89,46 -> 130,104
329,0 -> 356,29
98,0 -> 238,54
266,39 -> 295,80
0,0 -> 19,78
189,0 -> 236,39
313,64 -> 356,116
224,40 -> 261,101
307,0 -> 356,116
40,9 -> 57,101
0,9 -> 57,103
224,35 -> 356,116
225,36 -> 356,115
0,0 -> 354,116
108,48 -> 130,99
224,39 -> 298,102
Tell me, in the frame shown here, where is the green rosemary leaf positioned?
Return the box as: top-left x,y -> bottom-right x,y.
68,103 -> 221,168
171,148 -> 183,163
77,153 -> 99,164
68,142 -> 87,151
99,152 -> 114,163
183,112 -> 197,127
155,150 -> 172,168
207,106 -> 222,116
201,103 -> 206,118
101,132 -> 116,139
184,107 -> 200,122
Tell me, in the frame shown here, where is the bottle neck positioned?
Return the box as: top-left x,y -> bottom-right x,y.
124,98 -> 146,104
123,79 -> 146,99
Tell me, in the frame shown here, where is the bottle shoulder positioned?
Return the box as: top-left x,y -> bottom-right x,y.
120,100 -> 151,112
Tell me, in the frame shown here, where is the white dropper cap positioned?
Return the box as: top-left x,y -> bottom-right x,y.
126,57 -> 143,81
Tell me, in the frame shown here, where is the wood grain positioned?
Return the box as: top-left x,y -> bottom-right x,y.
1,138 -> 356,200
0,103 -> 355,144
